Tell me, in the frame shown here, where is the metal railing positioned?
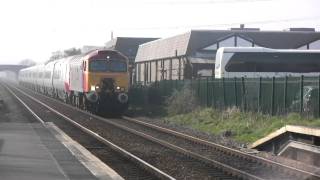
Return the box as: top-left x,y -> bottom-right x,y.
130,76 -> 320,117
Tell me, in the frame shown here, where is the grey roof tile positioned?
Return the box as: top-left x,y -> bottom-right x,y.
135,30 -> 320,62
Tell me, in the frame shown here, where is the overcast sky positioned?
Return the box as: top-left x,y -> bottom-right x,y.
0,0 -> 319,64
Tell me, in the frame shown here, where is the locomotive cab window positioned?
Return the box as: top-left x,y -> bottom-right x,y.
89,61 -> 108,72
89,60 -> 127,72
109,61 -> 127,72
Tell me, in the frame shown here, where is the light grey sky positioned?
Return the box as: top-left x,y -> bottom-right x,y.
0,0 -> 319,64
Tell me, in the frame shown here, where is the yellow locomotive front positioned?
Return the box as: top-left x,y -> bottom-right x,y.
83,50 -> 129,115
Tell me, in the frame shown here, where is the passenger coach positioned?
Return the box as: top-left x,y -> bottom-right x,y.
19,49 -> 130,115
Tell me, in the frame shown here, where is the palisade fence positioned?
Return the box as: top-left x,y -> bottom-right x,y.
129,76 -> 320,117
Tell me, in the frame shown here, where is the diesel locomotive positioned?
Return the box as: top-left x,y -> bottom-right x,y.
18,49 -> 129,115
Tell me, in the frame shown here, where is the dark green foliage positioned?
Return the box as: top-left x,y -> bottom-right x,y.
165,85 -> 199,115
64,48 -> 81,57
47,47 -> 82,63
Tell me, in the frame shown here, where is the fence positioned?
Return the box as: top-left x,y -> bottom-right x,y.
130,76 -> 320,117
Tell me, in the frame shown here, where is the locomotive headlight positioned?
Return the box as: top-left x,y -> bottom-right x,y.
91,85 -> 100,91
115,86 -> 125,92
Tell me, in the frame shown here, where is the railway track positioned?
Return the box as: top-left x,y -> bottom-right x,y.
4,82 -> 239,179
2,82 -> 173,180
4,82 -> 320,180
118,117 -> 320,180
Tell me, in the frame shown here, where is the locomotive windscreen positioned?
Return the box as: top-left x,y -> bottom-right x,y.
89,60 -> 127,72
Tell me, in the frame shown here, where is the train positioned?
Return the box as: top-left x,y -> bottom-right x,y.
18,49 -> 130,115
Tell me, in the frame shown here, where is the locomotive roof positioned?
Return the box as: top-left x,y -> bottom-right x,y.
67,49 -> 118,62
20,49 -> 126,72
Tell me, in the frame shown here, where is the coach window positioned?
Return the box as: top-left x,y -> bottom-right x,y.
83,61 -> 87,71
225,52 -> 320,72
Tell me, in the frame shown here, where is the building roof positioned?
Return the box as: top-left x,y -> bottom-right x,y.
135,29 -> 320,62
105,37 -> 159,61
135,33 -> 191,62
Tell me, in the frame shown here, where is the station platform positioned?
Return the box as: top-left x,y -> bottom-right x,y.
250,125 -> 320,167
278,141 -> 320,166
0,122 -> 123,180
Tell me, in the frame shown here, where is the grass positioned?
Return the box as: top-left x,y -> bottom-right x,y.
162,108 -> 320,143
126,104 -> 168,117
128,85 -> 320,144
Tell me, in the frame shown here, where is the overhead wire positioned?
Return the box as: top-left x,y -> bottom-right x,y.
114,16 -> 320,30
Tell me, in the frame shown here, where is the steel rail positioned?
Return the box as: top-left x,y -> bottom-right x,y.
10,83 -> 261,180
14,83 -> 320,179
6,83 -> 175,180
14,84 -> 262,180
3,83 -> 45,124
121,116 -> 320,179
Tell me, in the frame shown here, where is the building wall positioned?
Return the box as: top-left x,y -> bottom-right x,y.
135,57 -> 185,84
135,33 -> 320,84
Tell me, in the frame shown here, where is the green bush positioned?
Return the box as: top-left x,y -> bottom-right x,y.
165,85 -> 199,115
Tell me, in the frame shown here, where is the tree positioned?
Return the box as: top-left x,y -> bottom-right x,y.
19,59 -> 36,66
64,48 -> 81,57
47,50 -> 64,63
47,47 -> 82,63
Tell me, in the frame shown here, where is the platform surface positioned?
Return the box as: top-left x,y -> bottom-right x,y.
250,125 -> 320,149
278,141 -> 320,166
0,122 -> 98,180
